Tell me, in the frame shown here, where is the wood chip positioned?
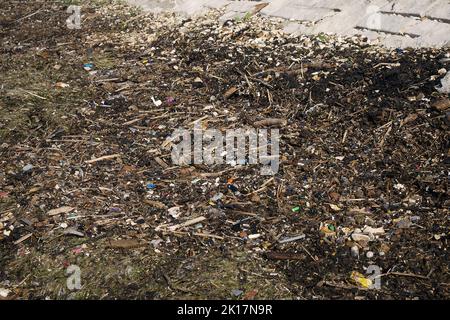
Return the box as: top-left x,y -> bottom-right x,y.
14,233 -> 32,245
47,206 -> 74,216
107,239 -> 146,249
144,199 -> 167,209
223,86 -> 238,99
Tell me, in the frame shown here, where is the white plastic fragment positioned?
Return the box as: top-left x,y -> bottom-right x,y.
0,288 -> 10,298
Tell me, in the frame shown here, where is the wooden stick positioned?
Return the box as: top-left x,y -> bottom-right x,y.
168,216 -> 206,231
85,154 -> 121,164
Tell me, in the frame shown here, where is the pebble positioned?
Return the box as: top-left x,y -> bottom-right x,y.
22,164 -> 33,172
351,245 -> 359,258
366,251 -> 374,258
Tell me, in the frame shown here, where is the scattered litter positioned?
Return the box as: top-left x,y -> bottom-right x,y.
1,0 -> 448,300
436,73 -> 450,93
211,193 -> 224,202
350,271 -> 372,289
83,63 -> 94,71
151,96 -> 162,106
107,239 -> 146,249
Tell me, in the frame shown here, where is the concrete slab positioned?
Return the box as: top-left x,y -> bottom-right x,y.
127,0 -> 450,48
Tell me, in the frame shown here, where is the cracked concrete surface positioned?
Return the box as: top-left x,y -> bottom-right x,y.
126,0 -> 450,48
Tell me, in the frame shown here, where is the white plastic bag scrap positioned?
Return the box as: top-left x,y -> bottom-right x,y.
0,288 -> 11,298
436,73 -> 450,94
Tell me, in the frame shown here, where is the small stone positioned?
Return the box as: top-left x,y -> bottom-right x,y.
432,98 -> 449,111
366,251 -> 374,258
0,288 -> 10,298
22,164 -> 33,172
63,227 -> 84,237
231,289 -> 243,297
136,216 -> 145,224
351,245 -> 359,258
363,226 -> 385,235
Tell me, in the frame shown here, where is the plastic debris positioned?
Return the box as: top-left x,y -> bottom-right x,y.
83,63 -> 94,71
47,206 -> 75,216
168,206 -> 181,219
210,193 -> 224,202
227,184 -> 239,193
1,0 -> 448,300
436,73 -> 450,93
146,183 -> 156,189
151,96 -> 162,106
0,288 -> 11,298
320,223 -> 336,238
350,271 -> 373,289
